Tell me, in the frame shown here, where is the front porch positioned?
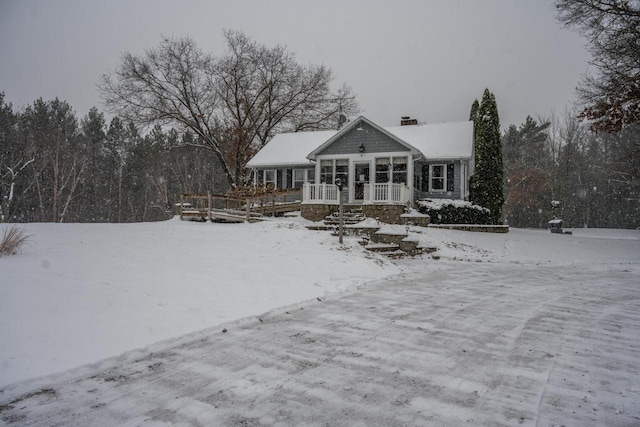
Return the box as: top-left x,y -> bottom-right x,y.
302,183 -> 411,205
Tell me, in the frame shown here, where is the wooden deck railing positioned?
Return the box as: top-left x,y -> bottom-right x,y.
179,189 -> 302,222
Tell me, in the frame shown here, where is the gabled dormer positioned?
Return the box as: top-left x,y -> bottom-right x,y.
307,116 -> 419,160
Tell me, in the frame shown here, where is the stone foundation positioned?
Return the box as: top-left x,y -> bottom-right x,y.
301,204 -> 338,222
400,215 -> 430,227
362,205 -> 406,224
302,203 -> 412,224
428,224 -> 510,233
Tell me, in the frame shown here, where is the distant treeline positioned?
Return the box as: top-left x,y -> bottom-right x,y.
502,113 -> 639,229
1,94 -> 228,223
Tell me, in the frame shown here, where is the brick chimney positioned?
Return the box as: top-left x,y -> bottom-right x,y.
400,116 -> 418,126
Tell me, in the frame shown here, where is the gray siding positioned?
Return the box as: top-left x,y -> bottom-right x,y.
414,161 -> 462,200
318,122 -> 410,156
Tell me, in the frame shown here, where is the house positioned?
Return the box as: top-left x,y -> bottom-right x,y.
246,116 -> 474,222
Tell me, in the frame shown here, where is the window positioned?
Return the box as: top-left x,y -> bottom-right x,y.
306,169 -> 315,184
392,157 -> 407,184
375,158 -> 390,183
293,169 -> 305,188
320,160 -> 333,184
430,165 -> 445,191
335,159 -> 348,184
264,169 -> 277,188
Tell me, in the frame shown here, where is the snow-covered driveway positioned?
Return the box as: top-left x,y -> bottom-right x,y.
2,260 -> 638,426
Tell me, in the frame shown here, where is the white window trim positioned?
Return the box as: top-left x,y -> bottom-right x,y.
320,159 -> 334,184
392,156 -> 408,185
264,169 -> 277,187
375,157 -> 391,183
430,164 -> 446,192
293,169 -> 306,188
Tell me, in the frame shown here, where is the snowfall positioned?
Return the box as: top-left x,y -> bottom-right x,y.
1,216 -> 639,426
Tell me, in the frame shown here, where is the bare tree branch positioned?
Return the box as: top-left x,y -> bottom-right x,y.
99,32 -> 359,187
556,0 -> 640,132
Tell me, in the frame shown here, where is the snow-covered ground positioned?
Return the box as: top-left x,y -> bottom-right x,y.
0,217 -> 401,387
1,217 -> 639,426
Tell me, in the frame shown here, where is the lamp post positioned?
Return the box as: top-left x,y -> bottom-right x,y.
335,177 -> 344,244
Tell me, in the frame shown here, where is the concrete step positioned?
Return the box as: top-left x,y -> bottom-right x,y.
324,218 -> 365,226
364,243 -> 400,252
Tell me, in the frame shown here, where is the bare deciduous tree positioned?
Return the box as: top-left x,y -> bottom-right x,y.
99,31 -> 359,187
556,0 -> 640,132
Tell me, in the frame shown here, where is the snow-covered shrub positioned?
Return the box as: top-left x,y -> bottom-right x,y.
416,199 -> 491,225
0,225 -> 29,255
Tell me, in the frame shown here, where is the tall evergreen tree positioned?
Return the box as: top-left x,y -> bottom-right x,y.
469,99 -> 479,122
78,107 -> 107,222
0,93 -> 23,222
469,89 -> 505,224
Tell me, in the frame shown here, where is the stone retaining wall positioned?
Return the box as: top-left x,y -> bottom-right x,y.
362,205 -> 405,224
301,204 -> 407,224
301,204 -> 338,222
428,224 -> 510,233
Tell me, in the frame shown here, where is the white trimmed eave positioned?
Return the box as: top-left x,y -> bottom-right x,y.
247,162 -> 314,169
415,156 -> 472,162
306,116 -> 420,161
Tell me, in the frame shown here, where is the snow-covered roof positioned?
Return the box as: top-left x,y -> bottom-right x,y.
246,130 -> 337,168
385,121 -> 474,160
246,118 -> 474,168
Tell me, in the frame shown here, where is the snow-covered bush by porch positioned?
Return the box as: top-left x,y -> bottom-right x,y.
416,198 -> 491,224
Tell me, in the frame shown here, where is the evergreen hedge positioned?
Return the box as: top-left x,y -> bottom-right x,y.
416,199 -> 491,225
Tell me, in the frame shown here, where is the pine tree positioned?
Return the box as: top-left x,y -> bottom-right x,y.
469,99 -> 479,122
469,89 -> 505,224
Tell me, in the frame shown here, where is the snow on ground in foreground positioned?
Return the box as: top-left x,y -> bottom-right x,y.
0,221 -> 638,426
0,217 -> 401,387
403,225 -> 640,265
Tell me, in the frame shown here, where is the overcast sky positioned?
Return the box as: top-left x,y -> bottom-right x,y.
0,0 -> 591,130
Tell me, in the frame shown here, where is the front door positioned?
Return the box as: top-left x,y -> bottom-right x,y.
354,162 -> 370,201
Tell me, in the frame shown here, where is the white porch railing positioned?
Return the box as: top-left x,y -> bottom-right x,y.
364,183 -> 410,203
303,183 -> 339,203
303,183 -> 410,204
